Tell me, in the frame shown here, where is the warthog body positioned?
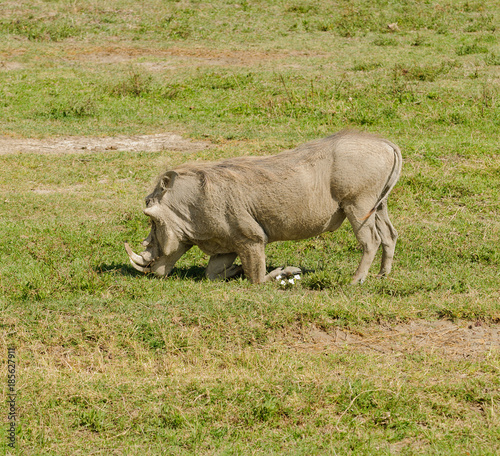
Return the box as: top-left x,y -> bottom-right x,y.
125,130 -> 402,284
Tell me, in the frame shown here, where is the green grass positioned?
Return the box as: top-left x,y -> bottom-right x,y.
0,0 -> 499,454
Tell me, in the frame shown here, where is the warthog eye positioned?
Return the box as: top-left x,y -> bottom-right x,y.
145,197 -> 153,207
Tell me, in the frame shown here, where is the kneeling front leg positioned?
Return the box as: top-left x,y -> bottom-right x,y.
206,253 -> 243,280
237,243 -> 268,284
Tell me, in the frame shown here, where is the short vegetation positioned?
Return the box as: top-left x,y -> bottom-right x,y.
0,0 -> 499,454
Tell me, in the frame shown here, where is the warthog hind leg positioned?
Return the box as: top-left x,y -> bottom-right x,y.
344,203 -> 382,284
375,201 -> 398,277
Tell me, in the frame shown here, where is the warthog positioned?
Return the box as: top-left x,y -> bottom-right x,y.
125,130 -> 402,284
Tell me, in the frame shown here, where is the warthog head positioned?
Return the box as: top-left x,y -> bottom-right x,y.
125,171 -> 191,277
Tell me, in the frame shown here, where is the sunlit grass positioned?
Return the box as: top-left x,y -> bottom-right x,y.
0,0 -> 499,454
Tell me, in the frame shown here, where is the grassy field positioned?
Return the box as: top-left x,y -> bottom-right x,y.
0,0 -> 499,454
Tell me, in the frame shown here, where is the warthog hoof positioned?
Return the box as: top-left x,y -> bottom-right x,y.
267,266 -> 302,281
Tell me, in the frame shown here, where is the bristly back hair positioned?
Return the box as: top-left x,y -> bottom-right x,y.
163,130 -> 396,192
170,155 -> 293,191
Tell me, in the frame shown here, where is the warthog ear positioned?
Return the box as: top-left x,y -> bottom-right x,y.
160,170 -> 178,191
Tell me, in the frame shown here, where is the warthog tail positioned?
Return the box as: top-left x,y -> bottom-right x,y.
361,141 -> 403,221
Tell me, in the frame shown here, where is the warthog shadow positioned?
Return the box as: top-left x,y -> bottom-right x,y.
96,262 -> 307,282
96,263 -> 224,281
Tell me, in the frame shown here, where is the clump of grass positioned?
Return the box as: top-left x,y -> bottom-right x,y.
108,70 -> 154,97
373,36 -> 397,46
302,271 -> 338,290
485,52 -> 500,65
1,1 -> 500,452
286,3 -> 318,15
1,15 -> 82,41
463,13 -> 496,32
411,34 -> 428,47
138,10 -> 195,40
34,98 -> 98,120
105,69 -> 180,101
456,43 -> 489,56
75,408 -> 108,433
351,62 -> 382,72
393,62 -> 455,82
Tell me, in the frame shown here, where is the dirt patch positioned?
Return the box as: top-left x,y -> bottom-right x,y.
72,46 -> 282,68
0,61 -> 24,71
0,45 -> 326,71
64,45 -> 321,66
0,133 -> 211,155
293,320 -> 500,360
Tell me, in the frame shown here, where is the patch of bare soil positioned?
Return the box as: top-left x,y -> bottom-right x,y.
62,46 -> 323,69
293,320 -> 500,360
0,61 -> 24,71
1,46 -> 326,72
0,133 -> 211,155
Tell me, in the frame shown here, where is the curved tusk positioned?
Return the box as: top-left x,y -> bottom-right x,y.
124,242 -> 150,266
128,257 -> 151,273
